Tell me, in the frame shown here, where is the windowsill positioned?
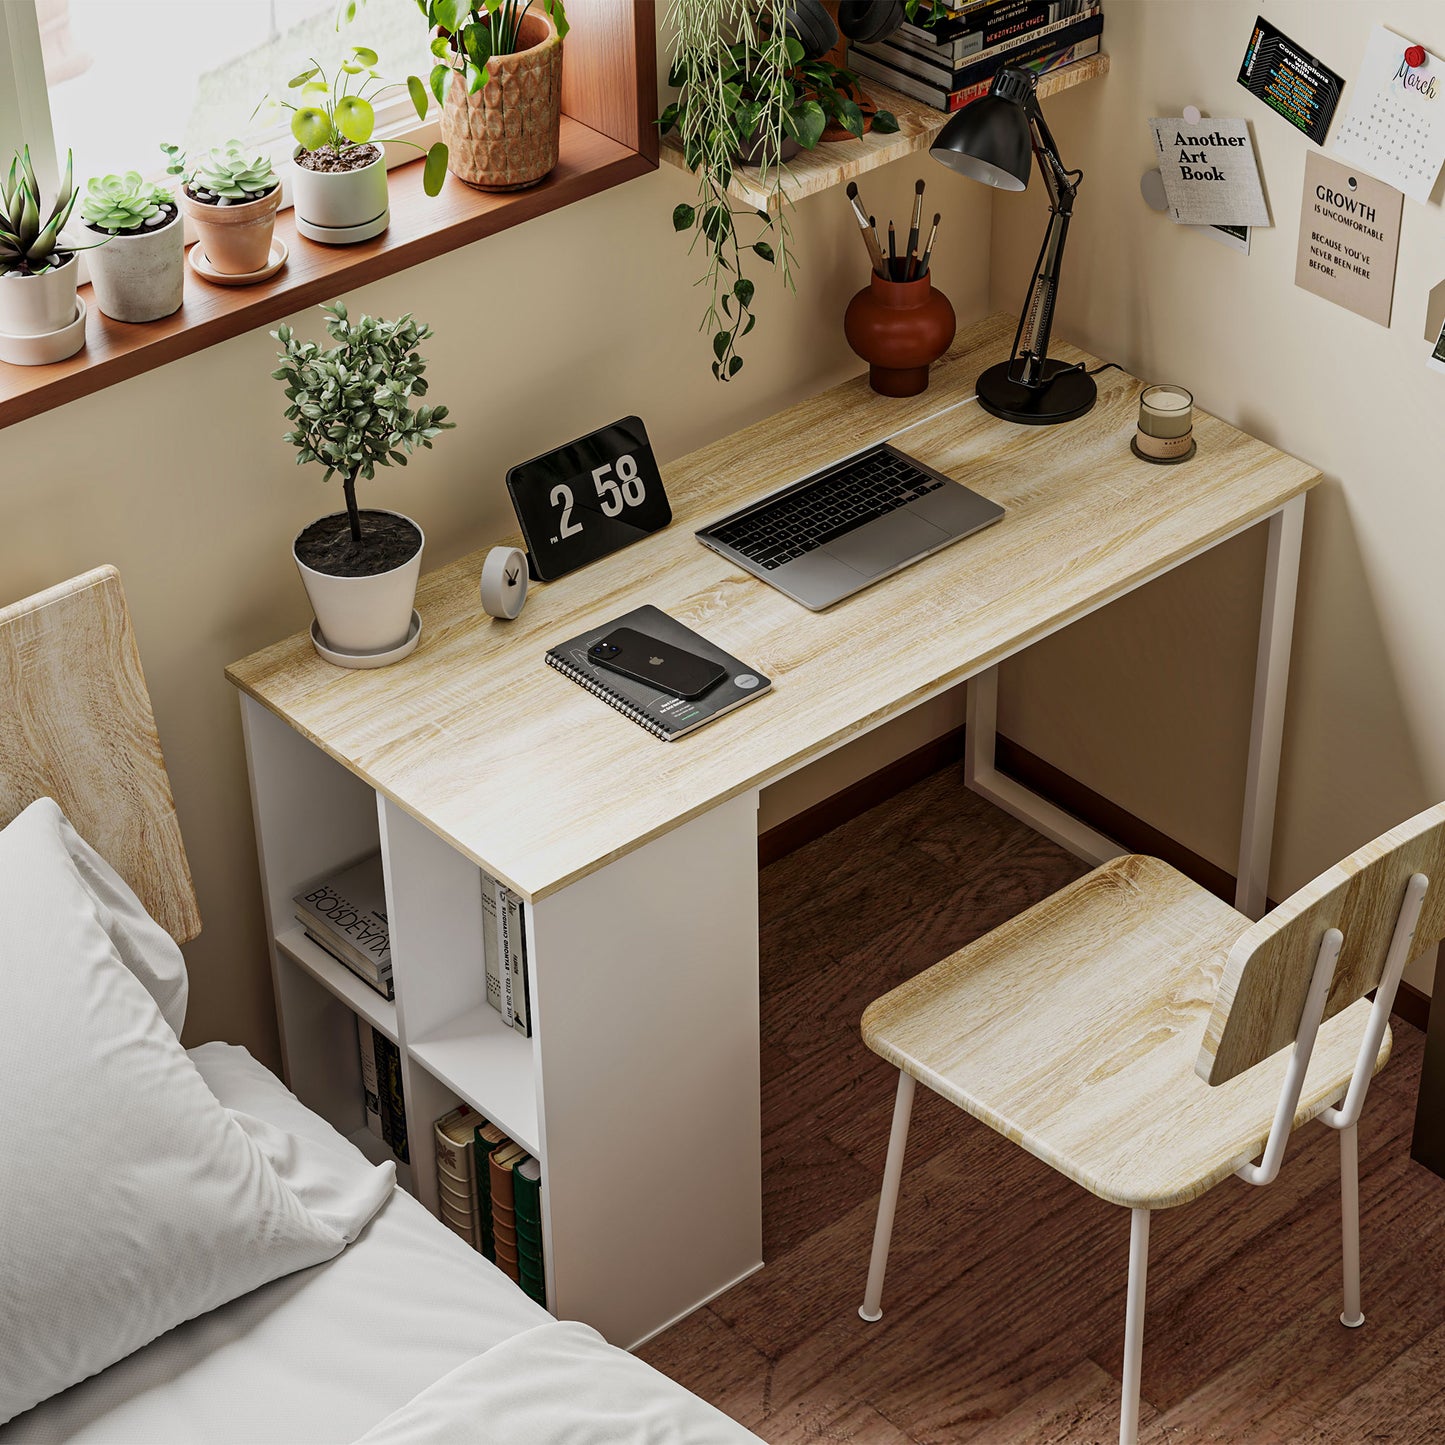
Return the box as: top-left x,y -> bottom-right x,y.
0,117 -> 651,432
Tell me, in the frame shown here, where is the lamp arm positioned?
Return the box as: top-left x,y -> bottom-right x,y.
1007,89 -> 1082,387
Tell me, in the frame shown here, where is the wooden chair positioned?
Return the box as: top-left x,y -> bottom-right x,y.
0,565 -> 199,944
857,808 -> 1445,1445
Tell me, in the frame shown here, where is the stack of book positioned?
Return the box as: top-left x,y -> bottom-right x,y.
482,872 -> 532,1038
849,0 -> 1104,113
432,1107 -> 546,1307
294,854 -> 393,999
357,1019 -> 408,1163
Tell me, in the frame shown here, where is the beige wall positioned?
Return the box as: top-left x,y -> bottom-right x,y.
987,0 -> 1445,991
1,115 -> 991,1065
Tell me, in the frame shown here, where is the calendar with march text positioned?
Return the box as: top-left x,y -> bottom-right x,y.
1333,25 -> 1445,204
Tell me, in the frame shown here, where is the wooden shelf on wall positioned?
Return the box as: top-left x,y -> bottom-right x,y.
659,54 -> 1109,214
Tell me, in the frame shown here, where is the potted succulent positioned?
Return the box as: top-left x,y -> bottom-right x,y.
0,147 -> 96,365
160,140 -> 281,279
259,45 -> 447,245
414,0 -> 568,191
272,302 -> 453,662
80,171 -> 183,322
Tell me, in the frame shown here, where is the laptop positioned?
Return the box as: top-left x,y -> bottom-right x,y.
695,441 -> 1004,611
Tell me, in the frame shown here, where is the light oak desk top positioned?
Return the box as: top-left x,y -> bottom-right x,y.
228,314 -> 1321,903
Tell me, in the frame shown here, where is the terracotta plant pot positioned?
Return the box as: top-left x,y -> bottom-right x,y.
182,183 -> 281,276
441,11 -> 562,191
844,270 -> 956,397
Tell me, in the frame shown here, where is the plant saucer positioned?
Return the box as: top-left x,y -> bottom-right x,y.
187,237 -> 288,287
310,609 -> 422,669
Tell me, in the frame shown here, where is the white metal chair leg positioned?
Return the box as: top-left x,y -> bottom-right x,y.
1119,1207 -> 1150,1445
1340,1122 -> 1364,1328
859,1070 -> 916,1323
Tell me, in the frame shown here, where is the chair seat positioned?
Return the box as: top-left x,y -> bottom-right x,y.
862,855 -> 1389,1210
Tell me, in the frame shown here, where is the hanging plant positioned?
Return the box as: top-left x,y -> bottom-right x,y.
661,0 -> 825,382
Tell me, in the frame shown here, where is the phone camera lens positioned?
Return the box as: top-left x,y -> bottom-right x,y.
591,641 -> 621,658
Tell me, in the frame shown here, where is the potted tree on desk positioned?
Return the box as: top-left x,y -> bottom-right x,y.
273,302 -> 453,665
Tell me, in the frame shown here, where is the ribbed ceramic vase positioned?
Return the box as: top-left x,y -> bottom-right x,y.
844,271 -> 956,397
441,12 -> 562,192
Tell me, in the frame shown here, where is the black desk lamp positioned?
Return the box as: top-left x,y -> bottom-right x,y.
930,67 -> 1095,425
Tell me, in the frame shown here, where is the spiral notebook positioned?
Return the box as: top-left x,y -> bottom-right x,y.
545,605 -> 772,740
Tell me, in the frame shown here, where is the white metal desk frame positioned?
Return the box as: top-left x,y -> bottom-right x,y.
863,393 -> 1303,922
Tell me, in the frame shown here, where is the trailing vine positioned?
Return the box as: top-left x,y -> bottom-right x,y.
662,0 -> 815,382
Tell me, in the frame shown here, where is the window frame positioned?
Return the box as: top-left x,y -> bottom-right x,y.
0,0 -> 658,432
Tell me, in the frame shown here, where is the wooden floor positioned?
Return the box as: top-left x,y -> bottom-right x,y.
639,764 -> 1445,1443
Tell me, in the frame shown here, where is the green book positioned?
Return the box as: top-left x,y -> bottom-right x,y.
514,1155 -> 545,1306
472,1120 -> 508,1262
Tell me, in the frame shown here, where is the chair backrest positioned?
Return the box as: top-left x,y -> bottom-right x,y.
1197,802 -> 1445,1085
0,566 -> 200,944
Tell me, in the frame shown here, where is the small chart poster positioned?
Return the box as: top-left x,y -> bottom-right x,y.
1332,25 -> 1445,205
1237,15 -> 1345,144
1294,151 -> 1403,327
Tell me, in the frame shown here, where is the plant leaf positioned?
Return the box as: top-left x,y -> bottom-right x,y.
335,95 -> 376,143
671,202 -> 695,231
872,109 -> 899,134
753,240 -> 775,263
407,73 -> 429,119
291,106 -> 333,151
733,277 -> 754,307
288,65 -> 321,88
422,141 -> 448,195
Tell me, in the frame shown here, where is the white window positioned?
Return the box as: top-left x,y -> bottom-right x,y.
3,0 -> 439,192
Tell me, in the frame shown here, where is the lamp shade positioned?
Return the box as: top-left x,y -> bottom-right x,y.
929,92 -> 1031,191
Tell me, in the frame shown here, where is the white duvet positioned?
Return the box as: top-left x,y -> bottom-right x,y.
354,1320 -> 761,1445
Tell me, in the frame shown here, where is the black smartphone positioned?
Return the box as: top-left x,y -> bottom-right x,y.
587,628 -> 727,700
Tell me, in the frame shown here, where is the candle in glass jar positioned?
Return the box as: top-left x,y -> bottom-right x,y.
1138,385 -> 1193,439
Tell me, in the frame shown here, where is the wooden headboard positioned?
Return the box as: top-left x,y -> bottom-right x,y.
0,566 -> 200,943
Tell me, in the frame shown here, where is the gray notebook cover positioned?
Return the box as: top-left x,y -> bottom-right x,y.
545,605 -> 771,740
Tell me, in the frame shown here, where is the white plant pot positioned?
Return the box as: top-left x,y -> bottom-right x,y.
0,295 -> 86,366
294,510 -> 424,655
85,210 -> 184,323
291,147 -> 389,245
0,253 -> 79,338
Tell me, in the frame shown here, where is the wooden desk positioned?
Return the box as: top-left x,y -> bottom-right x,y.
230,314 -> 1319,1348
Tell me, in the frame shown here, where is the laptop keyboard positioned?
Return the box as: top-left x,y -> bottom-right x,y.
705,444 -> 947,570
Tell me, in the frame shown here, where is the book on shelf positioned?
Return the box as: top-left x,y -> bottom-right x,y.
373,1032 -> 409,1164
473,1118 -> 508,1261
434,1105 -> 485,1248
482,873 -> 503,1016
301,925 -> 394,1000
425,1109 -> 547,1308
488,876 -> 533,1039
851,7 -> 1102,94
293,854 -> 394,1000
489,1141 -> 527,1284
851,31 -> 1101,111
356,1017 -> 383,1139
893,0 -> 1093,61
513,1155 -> 546,1306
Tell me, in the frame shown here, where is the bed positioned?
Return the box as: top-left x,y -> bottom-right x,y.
0,568 -> 761,1445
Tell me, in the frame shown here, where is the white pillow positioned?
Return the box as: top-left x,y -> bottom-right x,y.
0,798 -> 394,1426
53,801 -> 189,1032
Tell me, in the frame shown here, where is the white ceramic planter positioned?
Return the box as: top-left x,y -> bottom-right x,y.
291,147 -> 389,245
85,210 -> 184,323
0,295 -> 86,365
294,510 -> 424,656
0,253 -> 79,337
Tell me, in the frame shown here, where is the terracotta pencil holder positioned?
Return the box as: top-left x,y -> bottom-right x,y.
844,270 -> 956,398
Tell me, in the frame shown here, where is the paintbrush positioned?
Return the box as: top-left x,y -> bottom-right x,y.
904,178 -> 924,278
918,212 -> 940,277
846,181 -> 885,274
887,220 -> 897,280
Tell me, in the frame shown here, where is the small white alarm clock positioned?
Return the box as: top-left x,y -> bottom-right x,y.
479,545 -> 529,620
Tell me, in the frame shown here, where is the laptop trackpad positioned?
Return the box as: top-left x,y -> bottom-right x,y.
823,510 -> 949,579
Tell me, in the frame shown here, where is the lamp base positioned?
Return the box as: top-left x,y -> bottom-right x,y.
975,357 -> 1096,425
